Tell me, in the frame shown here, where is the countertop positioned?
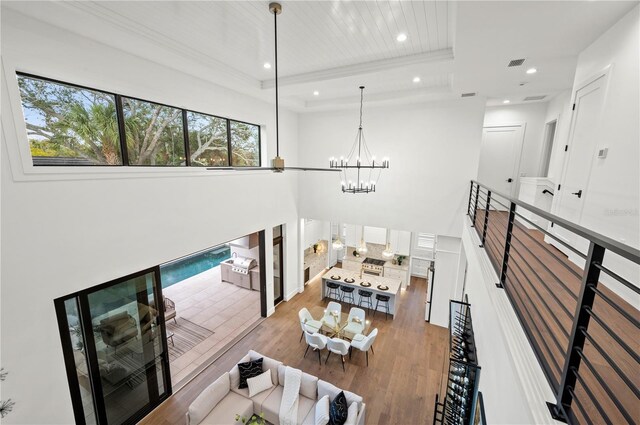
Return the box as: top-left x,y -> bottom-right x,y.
383,261 -> 409,271
341,255 -> 365,263
322,267 -> 402,295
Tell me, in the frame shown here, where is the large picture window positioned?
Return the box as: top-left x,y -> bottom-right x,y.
17,75 -> 123,166
15,73 -> 261,168
122,98 -> 185,166
186,111 -> 228,167
230,120 -> 260,167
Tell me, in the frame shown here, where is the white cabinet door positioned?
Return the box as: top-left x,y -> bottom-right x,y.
345,225 -> 357,247
397,231 -> 412,255
364,226 -> 387,244
411,258 -> 429,277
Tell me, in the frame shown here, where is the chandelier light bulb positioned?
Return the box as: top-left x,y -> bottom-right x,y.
382,242 -> 395,259
332,237 -> 344,250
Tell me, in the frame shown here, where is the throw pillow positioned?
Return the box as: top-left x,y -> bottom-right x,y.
329,391 -> 348,425
246,370 -> 273,398
315,395 -> 330,425
344,402 -> 358,425
238,357 -> 264,389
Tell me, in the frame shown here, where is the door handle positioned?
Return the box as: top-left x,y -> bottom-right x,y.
571,189 -> 583,198
506,178 -> 513,183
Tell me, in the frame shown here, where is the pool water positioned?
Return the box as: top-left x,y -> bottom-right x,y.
160,245 -> 231,288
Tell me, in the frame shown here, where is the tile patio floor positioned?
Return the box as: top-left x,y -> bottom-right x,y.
162,266 -> 261,385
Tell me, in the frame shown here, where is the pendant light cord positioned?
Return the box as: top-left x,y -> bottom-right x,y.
273,9 -> 280,158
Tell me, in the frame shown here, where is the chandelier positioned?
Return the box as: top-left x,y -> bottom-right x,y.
329,86 -> 389,193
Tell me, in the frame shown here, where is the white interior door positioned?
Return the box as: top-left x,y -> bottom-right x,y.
552,75 -> 606,256
478,125 -> 524,200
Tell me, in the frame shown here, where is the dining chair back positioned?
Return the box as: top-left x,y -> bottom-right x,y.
303,331 -> 328,365
326,337 -> 350,371
322,301 -> 342,325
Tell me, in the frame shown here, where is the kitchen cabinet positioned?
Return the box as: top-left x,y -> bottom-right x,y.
411,257 -> 430,278
389,230 -> 412,256
345,225 -> 357,247
304,251 -> 327,282
364,226 -> 386,245
384,264 -> 409,287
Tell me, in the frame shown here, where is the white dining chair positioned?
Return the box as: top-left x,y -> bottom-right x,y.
326,337 -> 350,372
343,307 -> 366,336
321,301 -> 342,327
304,331 -> 328,365
298,308 -> 323,342
350,328 -> 378,367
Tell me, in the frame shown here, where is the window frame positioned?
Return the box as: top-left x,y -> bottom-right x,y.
15,72 -> 262,169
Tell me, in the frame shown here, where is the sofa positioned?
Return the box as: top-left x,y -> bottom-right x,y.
186,350 -> 366,425
99,311 -> 138,349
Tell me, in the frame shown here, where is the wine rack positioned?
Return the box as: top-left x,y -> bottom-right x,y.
433,300 -> 482,425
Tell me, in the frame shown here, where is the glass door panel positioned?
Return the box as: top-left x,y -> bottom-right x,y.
273,225 -> 284,305
85,270 -> 169,424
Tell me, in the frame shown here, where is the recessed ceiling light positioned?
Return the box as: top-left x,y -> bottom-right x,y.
313,91 -> 319,96
526,68 -> 537,74
263,62 -> 272,69
396,33 -> 407,42
413,77 -> 420,83
503,100 -> 511,104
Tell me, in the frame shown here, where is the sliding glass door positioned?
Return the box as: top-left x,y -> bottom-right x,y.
55,268 -> 171,425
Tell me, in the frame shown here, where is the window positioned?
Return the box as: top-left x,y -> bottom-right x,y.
230,120 -> 260,167
15,73 -> 262,168
122,98 -> 185,166
186,111 -> 228,167
17,75 -> 122,166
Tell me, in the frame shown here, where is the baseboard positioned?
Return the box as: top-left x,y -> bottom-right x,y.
285,288 -> 299,301
266,306 -> 276,316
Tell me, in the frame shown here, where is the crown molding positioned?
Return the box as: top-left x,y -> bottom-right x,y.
261,49 -> 454,89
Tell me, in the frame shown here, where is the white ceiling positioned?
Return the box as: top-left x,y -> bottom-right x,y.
2,1 -> 638,111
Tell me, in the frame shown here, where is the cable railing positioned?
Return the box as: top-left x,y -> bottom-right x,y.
467,180 -> 640,424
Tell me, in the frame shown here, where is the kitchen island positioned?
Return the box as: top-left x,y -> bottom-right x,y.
321,267 -> 402,318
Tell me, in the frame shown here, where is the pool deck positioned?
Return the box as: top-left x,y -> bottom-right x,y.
162,265 -> 260,384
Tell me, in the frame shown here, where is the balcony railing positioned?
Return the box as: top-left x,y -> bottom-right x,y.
467,180 -> 640,424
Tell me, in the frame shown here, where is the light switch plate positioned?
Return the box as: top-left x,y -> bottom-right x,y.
597,147 -> 608,158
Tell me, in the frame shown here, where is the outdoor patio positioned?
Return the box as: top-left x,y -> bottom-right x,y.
162,266 -> 261,385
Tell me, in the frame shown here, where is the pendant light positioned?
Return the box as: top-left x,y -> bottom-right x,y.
329,86 -> 389,193
332,223 -> 344,250
382,228 -> 394,259
357,225 -> 368,255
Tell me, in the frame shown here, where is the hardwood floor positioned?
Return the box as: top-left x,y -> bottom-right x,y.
473,209 -> 639,424
141,273 -> 449,425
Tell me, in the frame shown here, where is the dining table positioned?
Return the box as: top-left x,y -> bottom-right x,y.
304,305 -> 372,341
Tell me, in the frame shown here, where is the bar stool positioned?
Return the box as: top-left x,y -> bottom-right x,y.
358,290 -> 373,313
326,281 -> 341,301
374,294 -> 391,320
340,286 -> 355,305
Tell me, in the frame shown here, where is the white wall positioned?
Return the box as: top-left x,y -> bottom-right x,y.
297,98 -> 486,238
483,102 -> 549,194
0,11 -> 300,424
430,235 -> 463,327
543,90 -> 572,181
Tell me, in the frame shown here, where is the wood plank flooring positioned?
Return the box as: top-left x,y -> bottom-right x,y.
141,273 -> 449,425
473,209 -> 640,424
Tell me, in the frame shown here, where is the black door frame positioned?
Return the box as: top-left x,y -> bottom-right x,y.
54,267 -> 172,425
273,225 -> 284,305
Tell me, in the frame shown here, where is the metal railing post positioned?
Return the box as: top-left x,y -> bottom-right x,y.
547,242 -> 606,423
467,181 -> 474,216
498,202 -> 517,289
471,183 -> 480,227
480,190 -> 491,247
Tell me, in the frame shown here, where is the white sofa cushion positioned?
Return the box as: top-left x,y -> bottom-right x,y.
247,370 -> 273,398
317,380 -> 363,412
315,395 -> 330,425
228,384 -> 274,416
261,385 -> 316,425
248,350 -> 282,385
188,372 -> 231,425
199,391 -> 253,425
277,364 -> 319,400
344,402 -> 358,425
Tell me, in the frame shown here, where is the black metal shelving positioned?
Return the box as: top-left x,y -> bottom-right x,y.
433,300 -> 482,425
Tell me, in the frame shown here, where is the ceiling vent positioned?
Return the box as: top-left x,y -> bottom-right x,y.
524,95 -> 547,101
461,92 -> 477,97
507,58 -> 526,67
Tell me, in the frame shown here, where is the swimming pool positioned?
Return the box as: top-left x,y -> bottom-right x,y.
160,245 -> 231,288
